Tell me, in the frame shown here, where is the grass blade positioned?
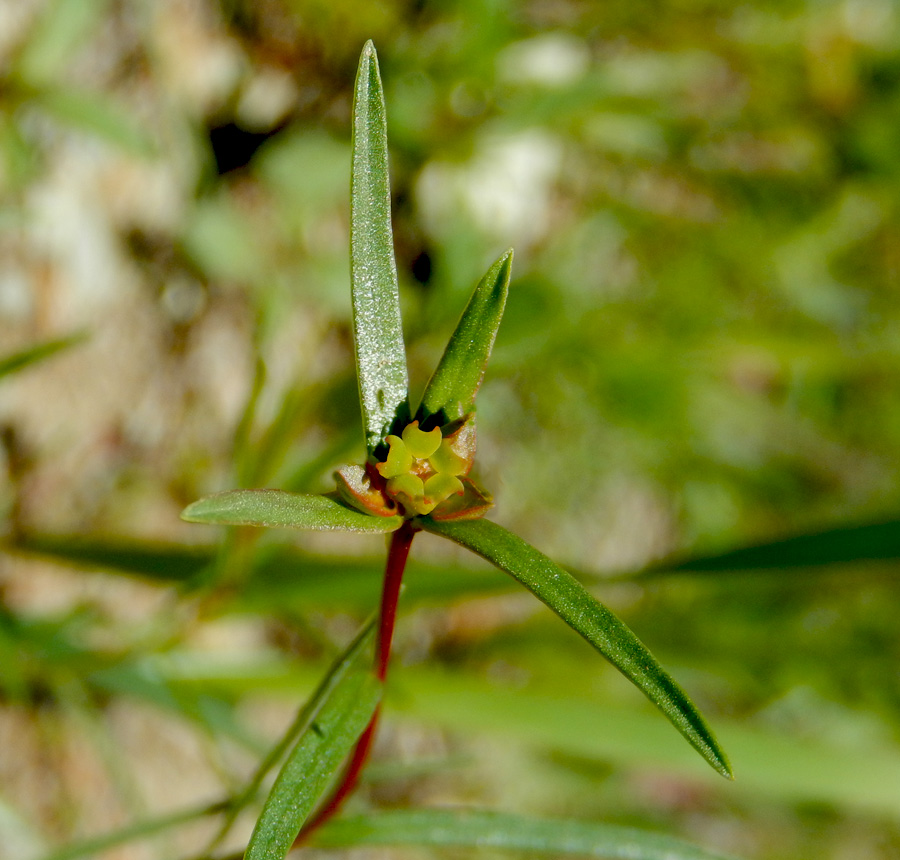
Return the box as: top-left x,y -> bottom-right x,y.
647,517 -> 900,576
14,0 -> 110,84
9,534 -> 510,605
10,534 -> 212,582
31,87 -> 155,156
418,250 -> 513,423
395,665 -> 900,817
37,800 -> 226,860
245,622 -> 380,860
423,518 -> 732,779
181,489 -> 402,532
0,333 -> 85,379
314,809 -> 740,860
351,40 -> 409,455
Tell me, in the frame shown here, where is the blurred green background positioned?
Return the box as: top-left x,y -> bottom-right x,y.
3,0 -> 900,858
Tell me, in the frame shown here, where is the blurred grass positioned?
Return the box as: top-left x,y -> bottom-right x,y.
4,0 -> 900,858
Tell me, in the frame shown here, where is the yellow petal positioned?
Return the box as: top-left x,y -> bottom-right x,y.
428,440 -> 467,476
376,435 -> 413,478
424,473 -> 464,504
430,476 -> 493,521
387,473 -> 425,506
402,421 -> 442,459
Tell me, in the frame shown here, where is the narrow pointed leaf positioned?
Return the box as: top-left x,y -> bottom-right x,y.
314,809 -> 741,860
351,40 -> 409,454
419,250 -> 513,423
181,489 -> 402,532
422,518 -> 732,778
245,622 -> 380,860
206,630 -> 380,854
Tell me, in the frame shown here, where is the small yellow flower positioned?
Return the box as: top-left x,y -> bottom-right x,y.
377,422 -> 466,515
335,415 -> 491,521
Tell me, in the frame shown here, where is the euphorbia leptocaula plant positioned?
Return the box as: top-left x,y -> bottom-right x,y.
182,40 -> 732,860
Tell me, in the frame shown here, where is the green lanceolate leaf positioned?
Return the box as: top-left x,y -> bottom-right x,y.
422,518 -> 732,779
245,622 -> 381,860
181,489 -> 402,533
351,40 -> 409,455
314,809 -> 741,860
418,250 -> 513,423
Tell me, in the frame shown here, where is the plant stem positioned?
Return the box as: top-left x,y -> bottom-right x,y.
375,520 -> 416,680
297,520 -> 416,841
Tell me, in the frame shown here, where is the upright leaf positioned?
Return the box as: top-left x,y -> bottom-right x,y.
423,517 -> 732,779
245,622 -> 381,860
419,250 -> 513,423
181,489 -> 402,533
351,40 -> 409,455
314,809 -> 741,860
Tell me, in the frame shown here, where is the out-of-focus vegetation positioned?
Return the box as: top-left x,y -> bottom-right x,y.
2,0 -> 900,858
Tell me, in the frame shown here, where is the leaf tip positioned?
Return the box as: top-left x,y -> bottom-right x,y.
706,744 -> 733,780
498,248 -> 514,284
179,500 -> 206,524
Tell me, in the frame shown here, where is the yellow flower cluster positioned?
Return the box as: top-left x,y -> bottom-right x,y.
376,421 -> 467,515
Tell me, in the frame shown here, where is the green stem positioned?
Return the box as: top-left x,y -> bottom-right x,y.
297,520 -> 416,841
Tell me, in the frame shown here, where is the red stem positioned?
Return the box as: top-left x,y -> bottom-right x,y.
375,521 -> 415,680
296,520 -> 416,842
